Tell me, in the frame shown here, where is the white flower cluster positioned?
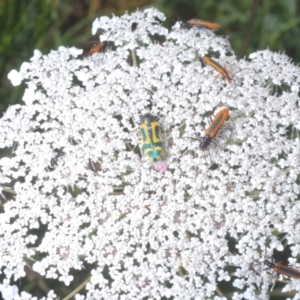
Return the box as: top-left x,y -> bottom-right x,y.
1,7 -> 300,300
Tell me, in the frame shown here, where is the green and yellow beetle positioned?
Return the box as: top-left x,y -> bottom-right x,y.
139,113 -> 163,162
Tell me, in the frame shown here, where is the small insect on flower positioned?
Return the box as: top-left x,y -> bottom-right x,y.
181,19 -> 220,30
89,29 -> 122,54
131,22 -> 138,32
90,41 -> 112,54
188,108 -> 229,151
51,148 -> 66,167
203,56 -> 233,84
139,113 -> 163,162
264,260 -> 300,279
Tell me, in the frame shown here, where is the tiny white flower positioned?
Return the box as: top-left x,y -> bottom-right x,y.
0,284 -> 18,300
7,69 -> 23,86
22,86 -> 35,105
30,49 -> 43,61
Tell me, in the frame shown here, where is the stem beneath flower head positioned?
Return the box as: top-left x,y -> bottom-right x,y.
216,286 -> 225,297
131,49 -> 137,67
62,275 -> 91,300
2,187 -> 16,195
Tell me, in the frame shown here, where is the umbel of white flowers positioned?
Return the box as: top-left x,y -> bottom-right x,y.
1,7 -> 300,300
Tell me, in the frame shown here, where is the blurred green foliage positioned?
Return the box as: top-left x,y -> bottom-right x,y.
0,0 -> 299,298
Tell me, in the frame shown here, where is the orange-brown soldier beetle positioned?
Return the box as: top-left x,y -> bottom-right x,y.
90,41 -> 112,54
90,29 -> 124,55
181,19 -> 220,30
203,55 -> 249,96
187,108 -> 229,151
264,259 -> 300,279
203,56 -> 233,84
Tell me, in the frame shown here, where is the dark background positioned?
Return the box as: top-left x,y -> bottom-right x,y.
0,0 -> 299,298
